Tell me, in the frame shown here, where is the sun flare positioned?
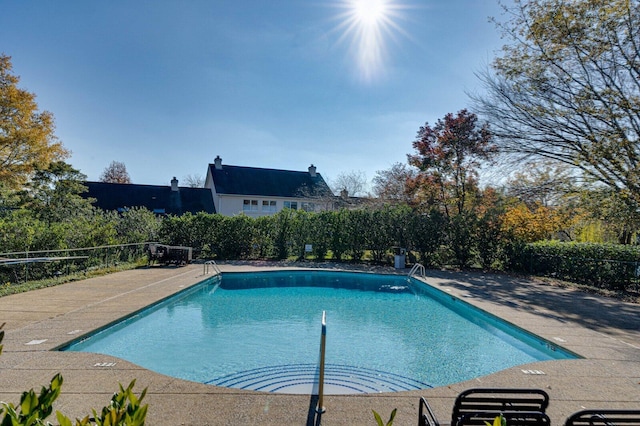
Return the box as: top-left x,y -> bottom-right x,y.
333,0 -> 408,83
353,0 -> 387,26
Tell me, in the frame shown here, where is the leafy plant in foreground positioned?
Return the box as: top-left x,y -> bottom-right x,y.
0,323 -> 147,426
0,373 -> 63,426
485,413 -> 507,426
372,408 -> 397,426
56,380 -> 147,426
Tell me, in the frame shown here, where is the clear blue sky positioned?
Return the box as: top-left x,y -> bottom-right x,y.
1,0 -> 509,190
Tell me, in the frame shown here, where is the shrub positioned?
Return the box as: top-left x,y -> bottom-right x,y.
520,241 -> 640,290
447,213 -> 478,268
411,210 -> 447,267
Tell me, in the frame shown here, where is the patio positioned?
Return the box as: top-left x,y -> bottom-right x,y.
0,262 -> 638,425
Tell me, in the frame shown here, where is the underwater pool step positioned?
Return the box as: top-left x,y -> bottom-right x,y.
206,363 -> 432,394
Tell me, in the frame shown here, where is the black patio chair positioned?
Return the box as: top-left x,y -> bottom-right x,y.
419,397 -> 440,426
456,410 -> 550,426
564,409 -> 640,426
451,388 -> 550,426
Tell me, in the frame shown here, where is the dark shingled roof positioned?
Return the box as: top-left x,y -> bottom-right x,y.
84,181 -> 215,215
209,164 -> 333,198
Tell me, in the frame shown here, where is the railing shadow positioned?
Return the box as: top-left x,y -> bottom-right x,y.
306,395 -> 322,426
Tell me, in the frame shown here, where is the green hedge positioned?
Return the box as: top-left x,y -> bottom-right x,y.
156,206 -> 453,265
520,241 -> 640,291
5,203 -> 640,293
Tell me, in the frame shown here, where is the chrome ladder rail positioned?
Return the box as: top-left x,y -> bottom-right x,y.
203,260 -> 222,276
408,263 -> 426,278
316,310 -> 327,414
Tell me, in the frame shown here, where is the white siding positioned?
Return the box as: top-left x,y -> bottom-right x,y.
216,194 -> 332,217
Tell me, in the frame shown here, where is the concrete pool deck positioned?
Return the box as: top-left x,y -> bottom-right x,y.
0,262 -> 638,425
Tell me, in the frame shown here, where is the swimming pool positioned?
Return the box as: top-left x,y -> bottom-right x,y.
62,270 -> 577,394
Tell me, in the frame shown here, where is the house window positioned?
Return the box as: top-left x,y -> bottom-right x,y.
301,202 -> 315,212
243,199 -> 258,211
283,201 -> 298,210
262,200 -> 277,212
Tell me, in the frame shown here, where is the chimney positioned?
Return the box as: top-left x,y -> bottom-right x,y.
214,155 -> 223,170
171,177 -> 179,191
308,164 -> 317,177
340,188 -> 348,198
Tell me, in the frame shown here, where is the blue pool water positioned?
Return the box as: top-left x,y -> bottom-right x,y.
63,271 -> 577,394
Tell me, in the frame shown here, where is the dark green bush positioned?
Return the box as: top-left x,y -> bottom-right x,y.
411,210 -> 447,267
446,213 -> 478,268
6,199 -> 639,294
520,241 -> 640,290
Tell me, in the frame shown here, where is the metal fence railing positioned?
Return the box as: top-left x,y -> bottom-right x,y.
0,243 -> 148,285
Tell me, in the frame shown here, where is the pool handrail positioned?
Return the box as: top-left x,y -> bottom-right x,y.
408,263 -> 426,278
203,260 -> 222,276
316,310 -> 327,414
419,397 -> 440,426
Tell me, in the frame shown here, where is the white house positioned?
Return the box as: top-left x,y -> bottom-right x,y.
204,156 -> 335,217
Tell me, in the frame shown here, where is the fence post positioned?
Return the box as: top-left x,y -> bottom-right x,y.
25,248 -> 29,283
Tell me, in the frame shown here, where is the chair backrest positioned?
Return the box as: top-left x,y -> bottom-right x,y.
456,410 -> 550,426
451,388 -> 550,426
565,409 -> 640,426
419,397 -> 440,426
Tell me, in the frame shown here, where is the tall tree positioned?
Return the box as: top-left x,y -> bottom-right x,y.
578,187 -> 640,244
408,110 -> 494,267
0,55 -> 67,190
330,170 -> 368,197
506,161 -> 576,208
474,0 -> 640,203
183,174 -> 204,188
100,160 -> 131,184
372,162 -> 417,203
407,109 -> 494,217
19,161 -> 94,223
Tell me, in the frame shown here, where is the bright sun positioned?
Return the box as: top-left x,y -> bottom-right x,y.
334,0 -> 407,82
353,0 -> 387,26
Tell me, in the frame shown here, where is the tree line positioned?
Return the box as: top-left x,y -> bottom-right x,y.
2,0 -> 640,289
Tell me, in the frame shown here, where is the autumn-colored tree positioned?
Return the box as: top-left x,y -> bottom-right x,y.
474,0 -> 640,204
407,109 -> 494,217
502,202 -> 566,243
100,160 -> 131,184
0,55 -> 67,190
407,109 -> 494,266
